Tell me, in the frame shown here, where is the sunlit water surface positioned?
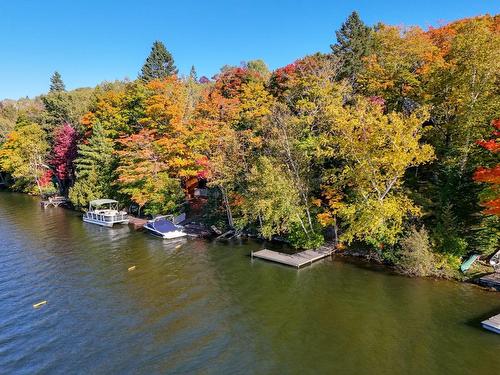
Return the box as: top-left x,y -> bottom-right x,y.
0,192 -> 498,374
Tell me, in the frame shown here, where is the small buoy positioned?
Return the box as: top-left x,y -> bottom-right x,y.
33,301 -> 47,309
128,266 -> 136,271
175,245 -> 182,249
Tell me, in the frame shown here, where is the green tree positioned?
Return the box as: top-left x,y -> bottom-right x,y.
139,41 -> 178,82
330,11 -> 372,84
416,17 -> 500,255
42,87 -> 94,131
69,122 -> 115,207
245,59 -> 270,79
240,156 -> 302,238
189,65 -> 197,82
50,71 -> 66,92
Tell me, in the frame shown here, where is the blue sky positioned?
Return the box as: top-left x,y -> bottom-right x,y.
0,0 -> 498,99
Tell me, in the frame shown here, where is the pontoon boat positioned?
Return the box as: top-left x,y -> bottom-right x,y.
82,199 -> 129,227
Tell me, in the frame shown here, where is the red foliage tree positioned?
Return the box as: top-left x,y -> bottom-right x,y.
50,123 -> 79,195
473,119 -> 500,215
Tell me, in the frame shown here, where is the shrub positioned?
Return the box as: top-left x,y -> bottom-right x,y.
396,226 -> 462,279
396,226 -> 437,277
288,224 -> 325,249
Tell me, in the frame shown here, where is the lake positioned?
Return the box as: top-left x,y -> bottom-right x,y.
0,192 -> 498,374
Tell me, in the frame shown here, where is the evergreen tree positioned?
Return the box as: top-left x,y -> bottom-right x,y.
330,11 -> 372,83
189,65 -> 197,82
68,122 -> 115,207
50,71 -> 66,92
139,41 -> 178,82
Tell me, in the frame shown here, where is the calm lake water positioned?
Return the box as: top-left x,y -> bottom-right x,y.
0,192 -> 498,374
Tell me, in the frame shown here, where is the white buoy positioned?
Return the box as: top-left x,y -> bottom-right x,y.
33,301 -> 47,309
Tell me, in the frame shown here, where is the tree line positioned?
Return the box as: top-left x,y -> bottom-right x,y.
1,12 -> 498,277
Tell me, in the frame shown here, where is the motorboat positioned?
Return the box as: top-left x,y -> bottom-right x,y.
82,199 -> 129,227
144,215 -> 187,239
490,249 -> 500,270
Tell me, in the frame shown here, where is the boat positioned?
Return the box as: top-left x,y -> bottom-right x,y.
490,250 -> 500,270
144,216 -> 187,239
460,254 -> 480,273
82,199 -> 129,227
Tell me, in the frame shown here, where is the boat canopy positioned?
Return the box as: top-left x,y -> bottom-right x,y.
89,199 -> 118,206
153,218 -> 178,233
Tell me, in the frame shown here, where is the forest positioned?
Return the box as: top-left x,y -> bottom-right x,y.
0,13 -> 498,278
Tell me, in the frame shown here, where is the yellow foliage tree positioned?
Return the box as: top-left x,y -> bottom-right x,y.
322,97 -> 435,246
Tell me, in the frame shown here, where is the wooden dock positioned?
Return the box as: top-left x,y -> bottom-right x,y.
251,246 -> 334,268
476,273 -> 500,291
40,196 -> 68,208
128,217 -> 148,230
482,313 -> 500,334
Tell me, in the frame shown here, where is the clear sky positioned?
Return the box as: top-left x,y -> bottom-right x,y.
0,0 -> 498,99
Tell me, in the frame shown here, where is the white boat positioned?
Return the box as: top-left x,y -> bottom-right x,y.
144,216 -> 187,239
82,199 -> 129,227
490,250 -> 500,270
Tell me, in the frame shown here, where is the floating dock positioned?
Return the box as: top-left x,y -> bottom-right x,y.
482,313 -> 500,334
251,246 -> 334,268
476,273 -> 500,291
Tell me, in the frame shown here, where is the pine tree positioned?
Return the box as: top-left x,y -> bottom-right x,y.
189,65 -> 197,82
330,11 -> 372,83
50,71 -> 66,92
139,41 -> 178,82
68,122 -> 115,207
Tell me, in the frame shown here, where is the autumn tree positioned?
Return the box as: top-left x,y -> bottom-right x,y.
81,81 -> 147,137
321,97 -> 434,247
0,118 -> 49,194
139,41 -> 178,82
474,119 -> 500,216
116,129 -> 184,216
49,123 -> 78,196
358,24 -> 441,111
417,16 -> 499,255
471,122 -> 500,256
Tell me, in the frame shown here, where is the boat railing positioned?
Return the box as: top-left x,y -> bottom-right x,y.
85,212 -> 128,222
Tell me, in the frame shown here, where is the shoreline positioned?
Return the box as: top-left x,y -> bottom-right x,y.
2,189 -> 498,291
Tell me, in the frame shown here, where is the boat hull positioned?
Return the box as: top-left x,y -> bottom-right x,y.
83,217 -> 129,227
144,225 -> 187,239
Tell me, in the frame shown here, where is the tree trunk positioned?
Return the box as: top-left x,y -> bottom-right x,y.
333,216 -> 339,246
220,186 -> 234,228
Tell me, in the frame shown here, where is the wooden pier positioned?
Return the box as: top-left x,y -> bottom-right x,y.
128,217 -> 147,230
40,196 -> 68,208
476,273 -> 500,291
251,246 -> 334,268
482,313 -> 500,334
